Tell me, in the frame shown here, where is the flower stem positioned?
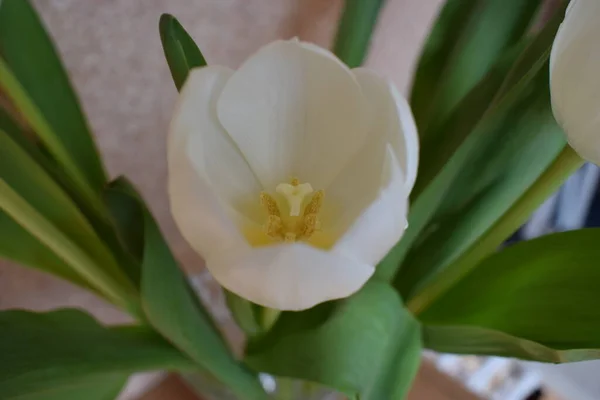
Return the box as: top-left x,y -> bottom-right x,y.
260,307 -> 281,332
408,145 -> 584,315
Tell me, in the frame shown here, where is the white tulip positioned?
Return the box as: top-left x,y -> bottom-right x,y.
168,40 -> 419,311
550,0 -> 600,163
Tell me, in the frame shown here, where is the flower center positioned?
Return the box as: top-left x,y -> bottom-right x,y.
260,178 -> 324,243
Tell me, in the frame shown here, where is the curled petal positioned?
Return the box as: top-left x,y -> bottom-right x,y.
217,40 -> 368,190
169,66 -> 258,260
352,68 -> 419,193
550,0 -> 600,164
332,146 -> 408,266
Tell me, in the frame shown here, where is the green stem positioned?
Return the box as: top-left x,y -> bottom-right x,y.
332,0 -> 386,67
408,146 -> 584,315
275,378 -> 295,400
260,307 -> 281,332
0,177 -> 143,319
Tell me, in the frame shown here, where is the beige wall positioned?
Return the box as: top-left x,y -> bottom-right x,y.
0,0 -> 444,322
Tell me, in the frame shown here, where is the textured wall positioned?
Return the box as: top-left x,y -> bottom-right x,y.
0,0 -> 443,322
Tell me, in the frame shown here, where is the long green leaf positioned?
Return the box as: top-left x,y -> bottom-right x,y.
407,145 -> 582,314
0,211 -> 91,290
396,74 -> 568,301
0,0 -> 106,194
159,14 -> 207,91
0,108 -> 90,288
332,0 -> 385,68
114,178 -> 265,400
245,282 -> 422,399
418,230 -> 600,349
0,130 -> 139,314
423,325 -> 600,363
376,61 -> 521,281
376,9 -> 565,282
7,374 -> 128,400
0,309 -> 197,399
410,0 -> 542,134
413,3 -> 567,200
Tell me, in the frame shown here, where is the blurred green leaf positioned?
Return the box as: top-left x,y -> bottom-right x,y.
0,211 -> 92,290
423,325 -> 600,363
378,4 -> 570,283
9,374 -> 128,400
0,129 -> 139,313
410,0 -> 543,134
418,229 -> 600,361
413,3 -> 567,198
0,104 -> 142,288
332,0 -> 385,68
225,290 -> 262,337
397,79 -> 567,301
159,14 -> 207,91
245,282 -> 422,399
104,185 -> 145,263
376,54 -> 522,281
118,177 -> 265,400
0,0 -> 106,195
0,108 -> 91,288
0,309 -> 197,399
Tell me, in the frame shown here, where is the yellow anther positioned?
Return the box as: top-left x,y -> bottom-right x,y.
264,215 -> 284,241
259,183 -> 324,244
303,190 -> 324,216
298,213 -> 318,239
260,192 -> 281,217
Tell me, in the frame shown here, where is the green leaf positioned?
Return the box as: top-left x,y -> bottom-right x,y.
423,325 -> 600,363
418,229 -> 600,358
0,129 -> 139,314
0,0 -> 106,194
377,5 -> 570,283
396,75 -> 568,302
410,0 -> 542,134
245,282 -> 422,399
225,290 -> 262,337
376,55 -> 522,281
159,14 -> 207,91
332,0 -> 385,68
8,374 -> 128,400
127,178 -> 266,400
0,309 -> 197,399
0,211 -> 91,289
104,183 -> 145,263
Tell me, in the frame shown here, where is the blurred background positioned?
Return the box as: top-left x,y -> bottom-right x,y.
1,1 -> 598,399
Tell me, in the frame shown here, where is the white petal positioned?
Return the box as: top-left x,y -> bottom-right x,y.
206,243 -> 374,310
168,66 -> 257,260
550,0 -> 600,164
217,40 -> 368,190
352,68 -> 419,193
332,146 -> 408,266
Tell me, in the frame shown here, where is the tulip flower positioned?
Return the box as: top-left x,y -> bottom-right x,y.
550,0 -> 600,164
168,40 -> 418,310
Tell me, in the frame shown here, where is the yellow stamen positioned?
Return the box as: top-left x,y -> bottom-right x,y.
260,181 -> 325,244
264,215 -> 284,240
303,190 -> 324,216
260,192 -> 281,217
